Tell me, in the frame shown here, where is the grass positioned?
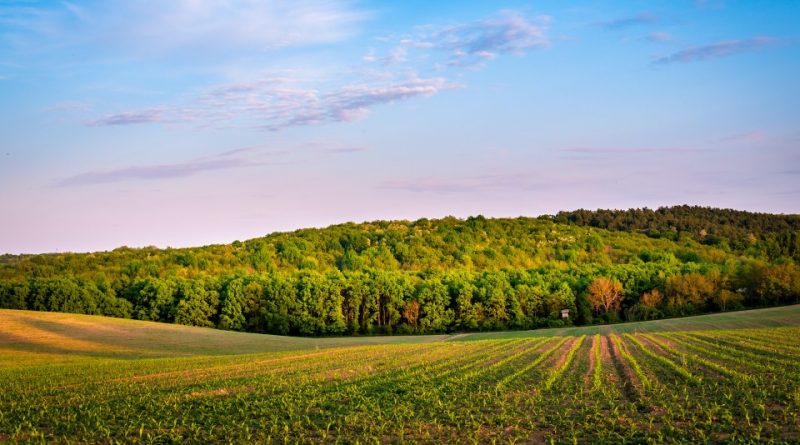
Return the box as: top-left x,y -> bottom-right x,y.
3,305 -> 798,360
452,304 -> 800,340
1,306 -> 799,443
0,310 -> 448,362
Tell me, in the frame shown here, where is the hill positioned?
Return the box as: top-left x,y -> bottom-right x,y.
3,305 -> 798,362
2,306 -> 800,442
455,303 -> 800,339
0,309 -> 447,363
1,206 -> 799,336
555,205 -> 800,259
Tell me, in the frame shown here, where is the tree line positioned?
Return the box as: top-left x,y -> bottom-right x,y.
1,207 -> 798,335
1,259 -> 798,336
555,205 -> 800,260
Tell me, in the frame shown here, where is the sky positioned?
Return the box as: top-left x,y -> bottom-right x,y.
1,0 -> 799,254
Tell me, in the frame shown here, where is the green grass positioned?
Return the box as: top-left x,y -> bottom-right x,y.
0,310 -> 447,361
4,305 -> 798,361
452,304 -> 800,340
2,307 -> 800,443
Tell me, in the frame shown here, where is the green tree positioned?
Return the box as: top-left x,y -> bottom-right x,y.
174,279 -> 219,327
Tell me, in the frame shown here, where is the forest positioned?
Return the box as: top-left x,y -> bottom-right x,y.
1,206 -> 798,336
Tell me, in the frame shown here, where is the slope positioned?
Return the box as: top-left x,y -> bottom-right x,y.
0,309 -> 446,363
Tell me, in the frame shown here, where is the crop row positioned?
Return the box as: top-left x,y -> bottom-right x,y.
1,327 -> 799,443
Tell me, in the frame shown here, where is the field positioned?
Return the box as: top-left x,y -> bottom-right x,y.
455,304 -> 800,340
2,308 -> 800,443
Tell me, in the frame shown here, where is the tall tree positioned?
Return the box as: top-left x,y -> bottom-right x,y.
586,277 -> 623,315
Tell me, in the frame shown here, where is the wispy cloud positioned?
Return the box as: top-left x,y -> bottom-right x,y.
133,0 -> 368,51
363,46 -> 408,66
380,178 -> 478,193
56,158 -> 256,186
80,9 -> 541,131
379,172 -> 607,194
718,130 -> 765,143
86,109 -> 165,126
325,146 -> 367,154
427,11 -> 550,66
3,0 -> 368,56
562,147 -> 709,155
372,11 -> 549,68
214,146 -> 262,158
655,36 -> 777,64
276,76 -> 453,128
646,32 -> 672,43
597,12 -> 657,30
55,137 -> 368,186
294,139 -> 369,154
87,75 -> 455,130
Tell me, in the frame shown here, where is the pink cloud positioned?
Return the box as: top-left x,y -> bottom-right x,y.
718,130 -> 766,143
655,37 -> 777,64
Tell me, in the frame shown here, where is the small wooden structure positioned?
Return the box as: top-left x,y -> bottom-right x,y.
560,309 -> 570,319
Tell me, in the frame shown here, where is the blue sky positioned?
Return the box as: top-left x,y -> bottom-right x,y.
1,0 -> 798,253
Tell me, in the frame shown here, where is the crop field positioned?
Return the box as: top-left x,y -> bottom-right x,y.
456,303 -> 800,340
1,308 -> 800,443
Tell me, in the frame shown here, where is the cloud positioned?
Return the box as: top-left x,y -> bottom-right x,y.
72,9 -> 541,131
379,172 -> 607,194
380,178 -> 479,193
55,137 -> 367,186
646,32 -> 672,43
76,10 -> 537,132
56,153 -> 262,187
86,109 -> 164,126
718,130 -> 765,143
381,11 -> 549,68
3,0 -> 368,56
433,11 -> 550,66
654,37 -> 777,64
87,75 -> 455,130
214,146 -> 261,158
562,147 -> 709,155
43,101 -> 92,113
324,146 -> 368,154
298,140 -> 369,154
363,46 -> 408,65
126,0 -> 368,51
412,11 -> 550,66
597,13 -> 657,30
296,77 -> 452,126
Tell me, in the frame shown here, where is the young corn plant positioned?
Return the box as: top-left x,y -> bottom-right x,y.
544,335 -> 586,390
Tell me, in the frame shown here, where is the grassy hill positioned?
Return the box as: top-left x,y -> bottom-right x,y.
455,304 -> 800,339
3,305 -> 799,362
0,309 -> 447,363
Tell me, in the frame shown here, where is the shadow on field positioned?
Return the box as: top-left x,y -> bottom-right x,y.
0,310 -> 451,360
1,314 -> 276,358
0,329 -> 154,359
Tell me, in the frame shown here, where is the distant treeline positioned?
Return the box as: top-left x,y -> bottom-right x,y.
555,205 -> 800,260
1,207 -> 799,335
